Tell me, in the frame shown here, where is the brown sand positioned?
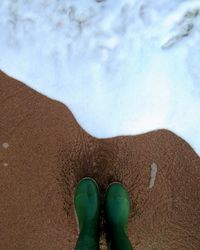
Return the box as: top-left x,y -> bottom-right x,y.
0,71 -> 200,250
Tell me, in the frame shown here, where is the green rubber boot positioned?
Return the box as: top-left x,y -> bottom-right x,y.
105,182 -> 133,250
74,177 -> 100,250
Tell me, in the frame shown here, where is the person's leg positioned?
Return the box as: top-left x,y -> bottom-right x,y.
105,183 -> 134,250
74,177 -> 100,250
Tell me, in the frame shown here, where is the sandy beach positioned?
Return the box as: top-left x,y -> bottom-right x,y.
1,71 -> 200,249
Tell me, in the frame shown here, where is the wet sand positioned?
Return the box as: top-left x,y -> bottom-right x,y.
0,71 -> 200,249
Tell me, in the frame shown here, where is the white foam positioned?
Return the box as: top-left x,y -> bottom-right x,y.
149,163 -> 158,189
0,0 -> 199,155
2,142 -> 9,149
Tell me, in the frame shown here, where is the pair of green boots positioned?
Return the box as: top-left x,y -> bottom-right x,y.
74,177 -> 133,250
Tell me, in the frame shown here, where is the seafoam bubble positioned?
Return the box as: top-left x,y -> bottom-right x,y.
149,162 -> 158,189
2,142 -> 9,149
